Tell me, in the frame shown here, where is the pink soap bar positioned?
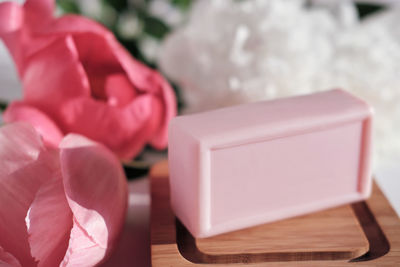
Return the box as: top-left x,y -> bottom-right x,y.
168,89 -> 373,238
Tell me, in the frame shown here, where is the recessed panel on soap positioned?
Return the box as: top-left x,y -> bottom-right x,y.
209,122 -> 364,233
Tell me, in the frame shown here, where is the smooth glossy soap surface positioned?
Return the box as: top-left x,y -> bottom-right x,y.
168,89 -> 373,238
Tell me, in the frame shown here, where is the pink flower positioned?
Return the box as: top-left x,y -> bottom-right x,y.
0,122 -> 128,266
0,0 -> 176,159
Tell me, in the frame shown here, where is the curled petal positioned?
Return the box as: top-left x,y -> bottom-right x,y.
23,36 -> 90,124
39,14 -> 113,37
111,45 -> 177,149
24,0 -> 54,17
0,2 -> 23,36
147,73 -> 177,149
0,246 -> 21,267
105,74 -> 136,107
0,2 -> 24,70
0,1 -> 55,74
118,95 -> 164,158
0,151 -> 58,266
27,176 -> 73,267
0,124 -> 60,266
59,134 -> 127,263
111,43 -> 159,93
0,122 -> 43,177
61,218 -> 106,267
24,0 -> 54,28
61,96 -> 155,159
4,102 -> 64,147
48,20 -> 176,151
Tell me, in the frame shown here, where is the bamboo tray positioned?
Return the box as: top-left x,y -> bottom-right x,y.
150,161 -> 400,266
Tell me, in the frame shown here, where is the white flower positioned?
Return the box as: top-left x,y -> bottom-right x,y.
159,0 -> 400,167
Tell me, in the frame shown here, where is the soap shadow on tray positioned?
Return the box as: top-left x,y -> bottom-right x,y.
175,201 -> 390,264
350,202 -> 390,262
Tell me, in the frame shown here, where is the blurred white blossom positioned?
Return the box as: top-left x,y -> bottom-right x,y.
117,11 -> 143,39
140,35 -> 162,62
149,0 -> 185,27
159,0 -> 400,166
75,0 -> 103,19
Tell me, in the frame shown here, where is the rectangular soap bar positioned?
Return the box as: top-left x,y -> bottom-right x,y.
168,89 -> 373,238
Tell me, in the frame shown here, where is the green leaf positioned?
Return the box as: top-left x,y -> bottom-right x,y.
170,81 -> 185,112
143,16 -> 170,40
0,100 -> 7,112
171,0 -> 192,11
103,0 -> 128,12
56,0 -> 81,14
123,161 -> 150,180
356,3 -> 386,19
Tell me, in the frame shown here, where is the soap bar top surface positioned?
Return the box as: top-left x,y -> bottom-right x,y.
171,89 -> 371,147
168,89 -> 373,238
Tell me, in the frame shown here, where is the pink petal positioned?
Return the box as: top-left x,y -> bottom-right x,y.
27,176 -> 73,267
0,2 -> 24,72
40,14 -> 113,37
70,32 -> 120,69
105,74 -> 136,107
20,10 -> 176,154
0,1 -> 56,75
61,218 -> 106,267
0,246 -> 21,267
40,14 -> 177,149
68,32 -> 124,101
111,44 -> 159,93
61,96 -> 155,159
0,147 -> 59,266
39,15 -> 156,94
0,2 -> 23,36
117,96 -> 163,158
111,46 -> 177,149
147,73 -> 177,149
59,134 -> 128,263
22,35 -> 90,126
4,102 -> 64,147
0,122 -> 44,177
44,14 -> 173,97
24,0 -> 54,27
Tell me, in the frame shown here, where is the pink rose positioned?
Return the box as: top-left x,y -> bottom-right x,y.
0,0 -> 176,159
0,122 -> 128,267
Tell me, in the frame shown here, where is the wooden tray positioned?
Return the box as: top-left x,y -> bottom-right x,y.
150,161 -> 400,266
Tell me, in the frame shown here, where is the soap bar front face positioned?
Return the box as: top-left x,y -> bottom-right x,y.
210,121 -> 363,234
168,89 -> 373,238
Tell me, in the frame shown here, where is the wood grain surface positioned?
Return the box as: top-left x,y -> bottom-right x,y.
150,161 -> 400,266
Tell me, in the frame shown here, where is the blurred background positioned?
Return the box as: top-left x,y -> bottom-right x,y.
0,1 -> 399,266
1,0 -> 398,211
